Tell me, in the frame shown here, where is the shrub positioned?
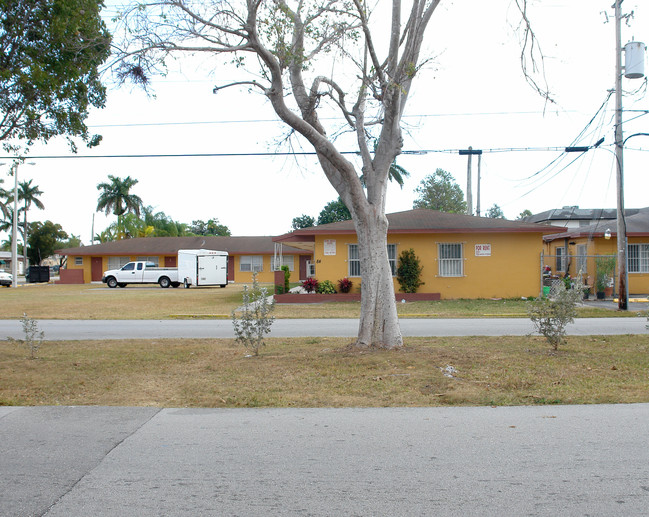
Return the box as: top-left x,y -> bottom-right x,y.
396,248 -> 424,293
7,313 -> 44,359
281,265 -> 290,293
337,277 -> 353,293
317,279 -> 336,294
527,277 -> 583,351
302,277 -> 319,293
231,273 -> 275,356
595,256 -> 616,292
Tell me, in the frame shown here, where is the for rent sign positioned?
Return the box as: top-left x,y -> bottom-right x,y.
475,244 -> 491,256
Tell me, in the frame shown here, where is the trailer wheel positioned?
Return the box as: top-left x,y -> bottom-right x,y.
106,277 -> 118,288
159,276 -> 171,288
220,284 -> 227,288
171,282 -> 180,288
118,283 -> 127,288
184,279 -> 190,289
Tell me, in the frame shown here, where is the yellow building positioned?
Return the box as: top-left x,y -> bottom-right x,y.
57,236 -> 310,285
274,209 -> 560,299
543,208 -> 649,295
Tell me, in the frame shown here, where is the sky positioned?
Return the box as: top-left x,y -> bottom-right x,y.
1,0 -> 648,245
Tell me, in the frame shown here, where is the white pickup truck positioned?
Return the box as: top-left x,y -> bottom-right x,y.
102,249 -> 229,289
102,261 -> 179,288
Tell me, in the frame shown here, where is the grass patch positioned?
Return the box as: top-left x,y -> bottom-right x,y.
2,335 -> 647,407
0,283 -> 635,319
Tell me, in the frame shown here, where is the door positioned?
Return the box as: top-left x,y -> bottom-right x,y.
228,256 -> 235,282
198,255 -> 228,285
116,262 -> 144,282
91,257 -> 103,282
165,256 -> 176,267
299,255 -> 311,281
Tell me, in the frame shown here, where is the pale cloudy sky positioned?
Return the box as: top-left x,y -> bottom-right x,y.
1,0 -> 648,244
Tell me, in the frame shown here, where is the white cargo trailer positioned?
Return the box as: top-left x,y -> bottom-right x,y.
178,249 -> 228,288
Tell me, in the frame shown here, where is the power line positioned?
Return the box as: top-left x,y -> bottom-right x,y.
0,146 -> 595,160
87,110 -> 579,129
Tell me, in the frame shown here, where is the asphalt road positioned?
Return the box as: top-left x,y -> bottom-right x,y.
0,316 -> 646,340
2,404 -> 648,516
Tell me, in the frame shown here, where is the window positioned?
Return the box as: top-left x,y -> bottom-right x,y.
271,255 -> 294,271
74,257 -> 83,266
121,262 -> 135,271
348,244 -> 361,277
438,243 -> 463,277
240,255 -> 263,272
628,244 -> 649,273
348,244 -> 398,277
555,247 -> 566,273
108,256 -> 130,270
387,244 -> 397,276
576,245 -> 588,275
137,256 -> 159,266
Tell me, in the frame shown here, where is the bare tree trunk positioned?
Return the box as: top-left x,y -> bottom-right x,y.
353,207 -> 402,348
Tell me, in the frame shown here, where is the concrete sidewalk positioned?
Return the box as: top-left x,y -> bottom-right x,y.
2,404 -> 648,516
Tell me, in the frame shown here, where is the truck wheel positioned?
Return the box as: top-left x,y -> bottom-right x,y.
106,277 -> 118,288
159,276 -> 171,288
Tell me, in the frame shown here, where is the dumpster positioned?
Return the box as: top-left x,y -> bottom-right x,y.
26,266 -> 50,283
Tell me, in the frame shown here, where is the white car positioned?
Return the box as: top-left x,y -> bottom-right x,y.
0,270 -> 12,287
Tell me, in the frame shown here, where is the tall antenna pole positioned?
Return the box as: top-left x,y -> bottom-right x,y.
459,148 -> 482,215
466,146 -> 473,215
476,153 -> 482,217
614,0 -> 628,310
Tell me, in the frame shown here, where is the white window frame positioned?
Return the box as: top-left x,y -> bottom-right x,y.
74,257 -> 83,266
240,255 -> 264,273
387,244 -> 397,276
438,243 -> 464,277
628,244 -> 649,273
271,255 -> 294,272
137,256 -> 159,266
108,256 -> 131,270
347,244 -> 397,277
555,247 -> 566,273
348,244 -> 361,277
576,244 -> 587,275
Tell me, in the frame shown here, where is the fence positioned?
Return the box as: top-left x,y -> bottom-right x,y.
540,252 -> 618,297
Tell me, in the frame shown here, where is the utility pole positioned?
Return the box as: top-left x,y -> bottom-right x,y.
11,162 -> 19,288
476,153 -> 482,217
459,148 -> 482,216
614,0 -> 628,310
466,146 -> 473,215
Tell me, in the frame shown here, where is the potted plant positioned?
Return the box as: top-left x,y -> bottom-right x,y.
595,256 -> 616,299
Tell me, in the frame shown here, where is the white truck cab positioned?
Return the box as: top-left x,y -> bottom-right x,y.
102,261 -> 179,288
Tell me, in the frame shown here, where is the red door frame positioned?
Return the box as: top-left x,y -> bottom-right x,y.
90,257 -> 103,282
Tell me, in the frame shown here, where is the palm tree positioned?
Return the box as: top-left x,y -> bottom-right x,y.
16,179 -> 44,267
96,175 -> 143,239
359,139 -> 411,189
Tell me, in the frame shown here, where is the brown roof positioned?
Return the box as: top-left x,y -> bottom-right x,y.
58,236 -> 307,256
544,207 -> 649,242
275,209 -> 561,242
